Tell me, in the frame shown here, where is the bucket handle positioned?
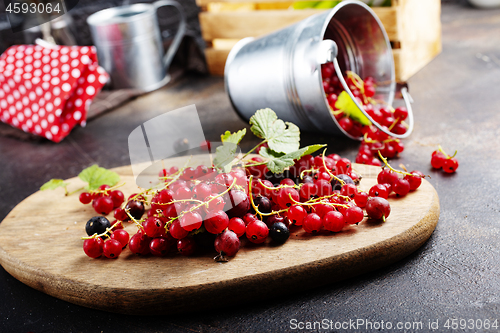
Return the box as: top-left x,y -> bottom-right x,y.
153,0 -> 187,71
333,58 -> 414,139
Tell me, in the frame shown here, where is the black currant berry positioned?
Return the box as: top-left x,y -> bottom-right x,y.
269,222 -> 290,244
85,216 -> 111,236
253,195 -> 272,214
331,174 -> 354,191
124,200 -> 145,220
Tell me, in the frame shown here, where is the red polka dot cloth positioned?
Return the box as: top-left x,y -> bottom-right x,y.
0,44 -> 109,142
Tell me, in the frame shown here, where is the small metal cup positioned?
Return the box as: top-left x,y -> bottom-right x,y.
225,0 -> 413,139
87,1 -> 186,92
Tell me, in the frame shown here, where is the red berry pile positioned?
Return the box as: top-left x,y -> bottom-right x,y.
76,108 -> 427,261
321,63 -> 408,165
79,184 -> 125,216
80,152 -> 426,261
431,146 -> 459,173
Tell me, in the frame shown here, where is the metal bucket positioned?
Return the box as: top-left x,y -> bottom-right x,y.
225,0 -> 413,139
87,1 -> 186,92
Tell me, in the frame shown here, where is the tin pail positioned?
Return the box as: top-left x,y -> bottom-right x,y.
225,0 -> 413,139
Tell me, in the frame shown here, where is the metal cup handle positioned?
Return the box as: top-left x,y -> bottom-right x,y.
333,57 -> 414,139
153,0 -> 187,71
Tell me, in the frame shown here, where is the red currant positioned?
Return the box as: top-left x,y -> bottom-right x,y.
369,184 -> 389,199
93,196 -> 114,215
110,229 -> 130,248
277,187 -> 300,209
302,213 -> 323,233
169,220 -> 189,239
354,191 -> 368,208
129,232 -> 151,255
214,230 -> 240,256
149,237 -> 171,257
79,192 -> 92,204
443,158 -> 459,173
204,210 -> 230,234
340,183 -> 358,199
322,211 -> 345,232
83,237 -> 104,258
392,178 -> 410,197
177,238 -> 196,256
299,182 -> 317,200
142,217 -> 166,238
110,190 -> 124,208
103,239 -> 122,259
344,206 -> 364,224
246,220 -> 269,244
404,170 -> 424,190
228,217 -> 246,237
180,212 -> 203,231
287,205 -> 307,226
366,197 -> 391,221
431,151 -> 446,169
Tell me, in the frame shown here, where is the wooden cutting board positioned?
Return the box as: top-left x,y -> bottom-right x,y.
0,157 -> 439,315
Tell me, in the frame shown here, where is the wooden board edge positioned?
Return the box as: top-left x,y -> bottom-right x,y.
0,186 -> 439,315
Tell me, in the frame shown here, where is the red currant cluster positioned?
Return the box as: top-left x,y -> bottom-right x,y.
355,122 -> 406,166
78,185 -> 125,216
82,217 -> 130,259
322,63 -> 409,166
322,63 -> 409,139
431,146 -> 459,173
80,150 -> 427,261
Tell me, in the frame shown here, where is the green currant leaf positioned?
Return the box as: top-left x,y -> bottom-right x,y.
259,144 -> 326,174
249,108 -> 300,154
221,128 -> 246,145
213,142 -> 239,173
335,91 -> 371,126
78,165 -> 120,191
297,144 -> 327,156
40,179 -> 69,191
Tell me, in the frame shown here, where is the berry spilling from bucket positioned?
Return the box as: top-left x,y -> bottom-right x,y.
69,109 -> 427,261
321,62 -> 408,165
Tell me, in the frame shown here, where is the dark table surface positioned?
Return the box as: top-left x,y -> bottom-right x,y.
1,2 -> 500,332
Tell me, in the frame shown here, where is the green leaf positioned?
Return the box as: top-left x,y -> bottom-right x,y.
260,144 -> 326,174
249,108 -> 300,154
221,128 -> 246,145
292,1 -> 340,9
78,165 -> 120,191
40,179 -> 68,191
213,142 -> 239,173
298,144 -> 327,156
335,91 -> 372,126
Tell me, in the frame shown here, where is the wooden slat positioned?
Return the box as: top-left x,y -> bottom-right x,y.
371,6 -> 400,42
207,2 -> 256,11
200,9 -> 399,41
205,47 -> 231,75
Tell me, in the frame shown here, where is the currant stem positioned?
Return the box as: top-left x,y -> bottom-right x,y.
171,178 -> 238,222
248,176 -> 287,218
239,140 -> 268,162
388,117 -> 400,131
377,151 -> 414,177
320,148 -> 339,183
438,145 -> 457,159
125,209 -> 144,230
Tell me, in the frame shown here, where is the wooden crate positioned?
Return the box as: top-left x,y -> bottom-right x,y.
197,0 -> 442,81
